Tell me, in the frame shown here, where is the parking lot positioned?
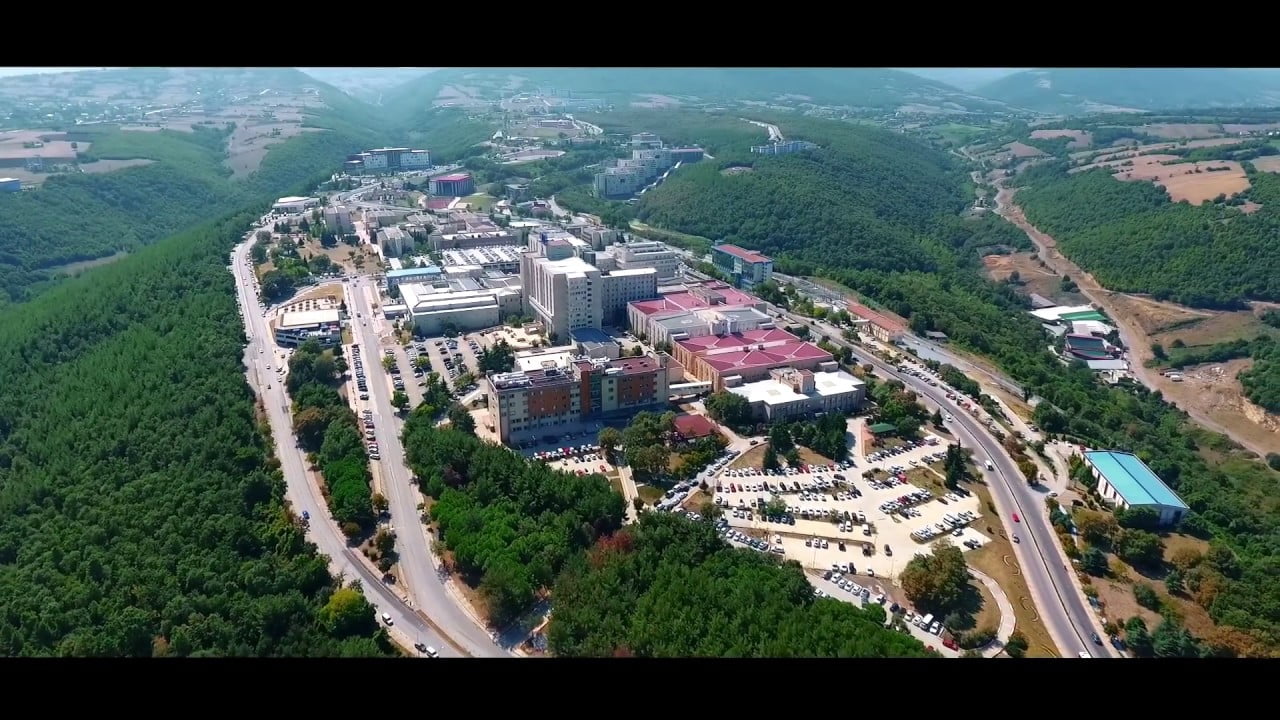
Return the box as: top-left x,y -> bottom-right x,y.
416,335 -> 480,392
711,436 -> 987,580
473,325 -> 544,352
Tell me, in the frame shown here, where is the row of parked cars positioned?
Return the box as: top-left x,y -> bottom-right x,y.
533,444 -> 600,462
867,437 -> 938,463
353,344 -> 369,399
911,509 -> 976,542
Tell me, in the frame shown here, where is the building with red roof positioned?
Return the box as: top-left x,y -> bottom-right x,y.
429,172 -> 474,197
672,414 -> 722,445
626,281 -> 766,342
846,300 -> 907,343
686,336 -> 835,390
712,244 -> 774,287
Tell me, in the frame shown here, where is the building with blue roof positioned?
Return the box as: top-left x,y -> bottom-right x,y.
386,266 -> 442,292
1083,450 -> 1189,525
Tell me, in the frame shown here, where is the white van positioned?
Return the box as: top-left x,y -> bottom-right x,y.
918,613 -> 934,630
862,523 -> 872,536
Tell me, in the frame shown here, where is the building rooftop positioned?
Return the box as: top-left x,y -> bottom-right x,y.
387,266 -> 442,279
571,327 -> 615,345
278,308 -> 340,328
715,243 -> 771,264
1084,451 -> 1188,509
435,172 -> 472,182
729,369 -> 864,406
701,341 -> 832,374
1030,304 -> 1098,322
847,300 -> 907,333
515,349 -> 576,374
677,328 -> 799,356
630,283 -> 760,317
674,414 -> 719,440
275,195 -> 314,204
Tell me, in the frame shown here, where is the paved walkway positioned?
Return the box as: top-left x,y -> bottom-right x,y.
969,567 -> 1016,657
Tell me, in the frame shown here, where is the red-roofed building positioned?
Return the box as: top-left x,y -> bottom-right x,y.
712,244 -> 773,287
672,327 -> 800,372
847,300 -> 907,343
686,338 -> 835,390
626,282 -> 766,341
672,414 -> 722,445
430,173 -> 474,197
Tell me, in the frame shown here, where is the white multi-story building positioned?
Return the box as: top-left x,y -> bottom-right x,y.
324,205 -> 353,233
377,226 -> 410,257
272,196 -> 319,213
521,242 -> 657,340
728,367 -> 866,422
274,309 -> 342,347
614,240 -> 679,281
400,280 -> 521,335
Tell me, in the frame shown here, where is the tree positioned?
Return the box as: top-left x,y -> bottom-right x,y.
930,409 -> 944,428
391,391 -> 409,411
448,404 -> 476,434
784,448 -> 801,468
293,406 -> 331,450
1165,568 -> 1185,595
319,587 -> 377,638
769,424 -> 794,453
1114,528 -> 1163,568
598,427 -> 623,464
1075,510 -> 1118,546
762,444 -> 780,472
1151,343 -> 1167,361
1081,546 -> 1108,576
895,416 -> 921,439
1125,617 -> 1153,657
374,528 -> 396,557
632,497 -> 644,513
372,493 -> 389,514
705,391 -> 751,429
1133,583 -> 1160,611
1005,630 -> 1029,658
1116,506 -> 1161,531
942,444 -> 966,490
900,542 -> 970,614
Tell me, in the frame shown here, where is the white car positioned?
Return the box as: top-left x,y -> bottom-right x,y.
381,612 -> 393,626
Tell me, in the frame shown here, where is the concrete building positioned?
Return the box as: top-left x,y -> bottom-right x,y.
377,226 -> 411,257
431,230 -> 517,251
347,147 -> 431,174
581,226 -> 617,250
400,280 -> 520,335
571,327 -> 622,360
627,282 -> 766,343
387,266 -> 443,293
430,173 -> 475,197
728,367 -> 866,421
323,205 -> 354,233
847,300 -> 907,344
631,132 -> 663,150
521,240 -> 658,341
668,147 -> 706,164
440,245 -> 524,273
678,329 -> 835,391
272,196 -> 319,213
711,244 -> 773,288
0,177 -> 20,193
1082,451 -> 1189,525
274,309 -> 341,348
614,240 -> 679,281
751,140 -> 819,155
487,353 -> 670,444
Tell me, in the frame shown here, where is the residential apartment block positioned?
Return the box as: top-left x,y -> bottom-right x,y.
751,140 -> 819,155
487,353 -> 670,444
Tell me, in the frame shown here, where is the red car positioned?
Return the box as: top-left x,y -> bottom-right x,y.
1012,513 -> 1020,523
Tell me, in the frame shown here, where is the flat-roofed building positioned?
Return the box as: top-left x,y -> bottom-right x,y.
272,195 -> 319,213
521,240 -> 658,340
486,353 -> 670,444
711,244 -> 773,288
627,282 -> 766,343
377,226 -> 410,257
614,240 -> 679,281
387,266 -> 443,292
440,245 -> 524,273
324,205 -> 354,233
400,281 -> 521,335
274,308 -> 341,347
430,230 -> 517,251
728,367 -> 865,422
1083,450 -> 1189,525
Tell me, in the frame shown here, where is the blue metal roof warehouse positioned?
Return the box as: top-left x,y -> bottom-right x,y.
1083,450 -> 1188,524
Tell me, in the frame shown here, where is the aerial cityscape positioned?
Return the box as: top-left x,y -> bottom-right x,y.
1,66 -> 1279,659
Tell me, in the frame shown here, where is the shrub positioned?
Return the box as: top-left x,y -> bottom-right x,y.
1134,583 -> 1161,611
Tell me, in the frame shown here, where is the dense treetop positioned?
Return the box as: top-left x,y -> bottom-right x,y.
1014,164 -> 1280,308
0,213 -> 391,656
549,513 -> 929,657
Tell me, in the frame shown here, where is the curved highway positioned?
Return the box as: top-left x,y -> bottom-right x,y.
796,313 -> 1114,658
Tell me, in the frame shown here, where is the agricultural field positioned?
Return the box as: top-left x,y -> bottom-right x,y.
1250,155 -> 1280,173
1071,153 -> 1250,205
1133,123 -> 1223,139
1030,128 -> 1092,148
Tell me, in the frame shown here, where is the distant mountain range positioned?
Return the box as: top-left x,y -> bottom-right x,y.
974,68 -> 1280,113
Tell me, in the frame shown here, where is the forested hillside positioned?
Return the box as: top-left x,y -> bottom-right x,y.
632,113 -> 1280,655
0,212 -> 392,656
0,124 -> 369,306
975,69 -> 1280,113
549,513 -> 929,657
1013,164 -> 1280,308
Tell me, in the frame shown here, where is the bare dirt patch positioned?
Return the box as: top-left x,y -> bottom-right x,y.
1030,129 -> 1092,148
1157,165 -> 1250,205
79,158 -> 155,174
225,121 -> 314,178
981,252 -> 1085,305
728,444 -> 831,471
1005,141 -> 1045,158
1134,123 -> 1223,140
1249,155 -> 1280,173
720,166 -> 753,176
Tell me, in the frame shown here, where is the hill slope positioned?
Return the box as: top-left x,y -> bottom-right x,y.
977,69 -> 1280,113
381,67 -> 1004,111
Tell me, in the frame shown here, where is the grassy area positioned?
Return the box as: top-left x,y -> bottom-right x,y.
606,472 -> 624,496
970,579 -> 1002,636
935,123 -> 987,146
963,479 -> 1058,658
1083,532 -> 1218,643
728,443 -> 832,471
462,193 -> 495,212
637,484 -> 664,506
907,466 -> 948,495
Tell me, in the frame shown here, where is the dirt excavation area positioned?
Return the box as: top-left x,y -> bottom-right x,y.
995,185 -> 1278,457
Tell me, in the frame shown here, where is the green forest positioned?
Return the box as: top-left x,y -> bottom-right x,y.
400,423 -> 625,627
548,513 -> 929,657
0,212 -> 392,656
631,114 -> 1280,654
0,123 -> 369,306
1013,163 -> 1280,308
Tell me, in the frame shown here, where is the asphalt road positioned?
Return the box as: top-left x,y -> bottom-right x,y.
796,314 -> 1113,658
343,275 -> 511,657
231,230 -> 469,658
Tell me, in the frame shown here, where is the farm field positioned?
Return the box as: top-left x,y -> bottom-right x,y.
1072,153 -> 1250,205
1250,155 -> 1280,173
1133,123 -> 1223,139
1030,128 -> 1092,148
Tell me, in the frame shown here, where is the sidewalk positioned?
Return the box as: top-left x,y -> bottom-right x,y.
970,567 -> 1016,657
